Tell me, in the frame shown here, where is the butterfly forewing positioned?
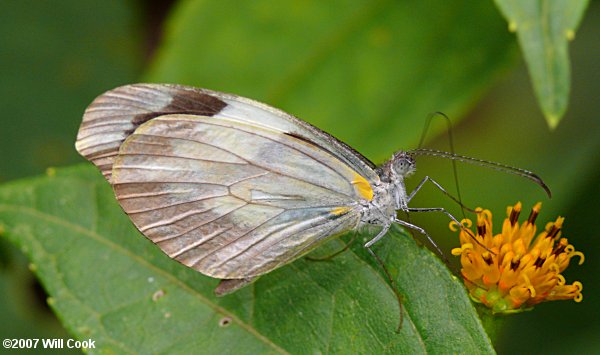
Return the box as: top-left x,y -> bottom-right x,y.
76,84 -> 379,184
110,114 -> 365,278
76,84 -> 227,181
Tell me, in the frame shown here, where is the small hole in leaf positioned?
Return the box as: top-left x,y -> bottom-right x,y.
219,317 -> 232,327
152,289 -> 165,301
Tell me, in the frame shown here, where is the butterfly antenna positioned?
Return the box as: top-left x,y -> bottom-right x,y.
417,112 -> 466,218
410,148 -> 552,198
417,113 -> 435,149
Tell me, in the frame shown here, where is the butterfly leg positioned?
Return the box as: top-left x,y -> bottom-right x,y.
364,223 -> 391,248
405,178 -> 491,252
407,207 -> 491,254
406,207 -> 463,228
406,176 -> 474,212
306,234 -> 357,261
392,217 -> 450,265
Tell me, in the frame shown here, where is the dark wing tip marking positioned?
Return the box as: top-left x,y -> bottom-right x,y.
77,84 -> 230,180
130,85 -> 228,125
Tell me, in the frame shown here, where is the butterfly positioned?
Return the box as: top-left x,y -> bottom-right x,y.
75,83 -> 550,296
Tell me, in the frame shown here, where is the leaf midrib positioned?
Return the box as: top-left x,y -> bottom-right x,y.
0,203 -> 289,354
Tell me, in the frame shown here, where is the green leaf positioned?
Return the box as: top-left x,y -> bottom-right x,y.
0,0 -> 143,181
493,0 -> 589,128
0,0 -> 144,349
147,0 -> 516,163
0,166 -> 494,353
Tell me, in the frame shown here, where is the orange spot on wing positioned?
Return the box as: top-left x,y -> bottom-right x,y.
331,206 -> 351,216
352,173 -> 373,201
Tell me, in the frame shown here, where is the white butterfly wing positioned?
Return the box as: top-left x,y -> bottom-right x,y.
75,84 -> 379,184
76,84 -> 227,181
111,114 -> 367,278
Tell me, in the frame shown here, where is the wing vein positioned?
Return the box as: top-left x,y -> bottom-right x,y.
112,181 -> 225,187
136,130 -> 354,199
81,138 -> 121,151
125,194 -> 228,214
154,203 -> 249,243
132,133 -> 251,164
78,128 -> 135,140
286,213 -> 356,262
169,227 -> 232,259
118,188 -> 194,200
117,152 -> 249,166
139,202 -> 234,232
104,92 -> 160,110
187,209 -> 286,268
210,207 -> 350,269
161,117 -> 353,187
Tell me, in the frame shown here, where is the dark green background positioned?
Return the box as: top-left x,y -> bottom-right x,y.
0,0 -> 597,353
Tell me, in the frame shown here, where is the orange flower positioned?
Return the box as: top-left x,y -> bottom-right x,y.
450,202 -> 584,314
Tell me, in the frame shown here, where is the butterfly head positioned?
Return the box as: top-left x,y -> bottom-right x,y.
377,151 -> 416,185
391,151 -> 416,178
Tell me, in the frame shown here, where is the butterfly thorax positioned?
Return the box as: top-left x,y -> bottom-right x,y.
359,151 -> 416,227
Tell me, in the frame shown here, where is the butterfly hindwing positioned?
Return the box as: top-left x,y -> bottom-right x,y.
111,114 -> 364,278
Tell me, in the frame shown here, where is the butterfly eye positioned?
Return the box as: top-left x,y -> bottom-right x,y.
392,153 -> 416,177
